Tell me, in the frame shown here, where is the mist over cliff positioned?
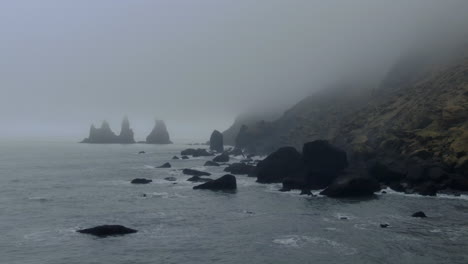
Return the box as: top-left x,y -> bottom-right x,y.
1,0 -> 468,140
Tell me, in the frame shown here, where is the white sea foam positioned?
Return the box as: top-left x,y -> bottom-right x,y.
379,187 -> 468,201
273,235 -> 358,255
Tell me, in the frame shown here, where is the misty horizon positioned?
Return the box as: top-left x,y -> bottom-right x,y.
1,0 -> 468,141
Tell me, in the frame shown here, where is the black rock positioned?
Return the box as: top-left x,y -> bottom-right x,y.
193,174 -> 237,190
204,161 -> 220,167
320,170 -> 380,198
187,176 -> 213,183
182,169 -> 211,177
256,147 -> 304,183
369,162 -> 406,183
380,224 -> 390,228
302,140 -> 348,189
181,156 -> 189,160
172,156 -> 180,160
131,178 -> 152,184
138,151 -> 146,154
224,163 -> 255,175
209,130 -> 224,153
226,148 -> 244,157
282,177 -> 308,190
449,175 -> 468,191
164,177 -> 177,182
181,148 -> 213,157
413,182 -> 438,196
77,225 -> 137,237
300,189 -> 312,196
412,211 -> 427,218
406,165 -> 426,183
213,153 -> 230,163
157,162 -> 171,168
146,120 -> 172,144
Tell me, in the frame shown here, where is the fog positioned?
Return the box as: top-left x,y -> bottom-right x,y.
1,0 -> 468,141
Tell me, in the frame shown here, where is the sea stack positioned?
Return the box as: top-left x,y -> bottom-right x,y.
209,130 -> 224,153
81,118 -> 135,144
146,120 -> 172,144
118,116 -> 136,143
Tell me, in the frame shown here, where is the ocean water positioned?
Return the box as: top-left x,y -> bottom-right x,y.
1,141 -> 467,264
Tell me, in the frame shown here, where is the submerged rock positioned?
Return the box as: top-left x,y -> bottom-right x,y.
77,225 -> 137,237
182,169 -> 211,177
157,162 -> 171,168
380,224 -> 390,228
224,163 -> 255,175
412,211 -> 427,218
138,151 -> 146,154
180,148 -> 212,157
187,176 -> 213,183
209,130 -> 224,153
146,120 -> 172,144
193,174 -> 237,190
204,161 -> 220,167
131,178 -> 152,184
213,153 -> 230,163
164,177 -> 177,182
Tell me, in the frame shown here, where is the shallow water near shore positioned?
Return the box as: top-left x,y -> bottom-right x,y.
1,141 -> 467,264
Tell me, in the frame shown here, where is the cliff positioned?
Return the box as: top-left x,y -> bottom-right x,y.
146,120 -> 172,144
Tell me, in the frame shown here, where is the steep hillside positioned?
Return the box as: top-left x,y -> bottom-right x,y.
340,58 -> 468,174
231,49 -> 468,175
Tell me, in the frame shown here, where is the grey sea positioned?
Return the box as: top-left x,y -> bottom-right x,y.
1,141 -> 467,264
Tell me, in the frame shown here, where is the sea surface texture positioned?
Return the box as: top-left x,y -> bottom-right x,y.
1,141 -> 467,264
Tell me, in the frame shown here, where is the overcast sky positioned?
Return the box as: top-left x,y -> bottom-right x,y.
1,0 -> 467,141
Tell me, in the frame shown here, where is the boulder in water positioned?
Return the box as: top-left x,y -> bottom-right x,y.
209,130 -> 224,153
181,156 -> 189,160
164,177 -> 177,182
204,161 -> 220,167
157,162 -> 171,168
213,153 -> 229,163
302,140 -> 348,189
187,176 -> 213,183
180,148 -> 212,157
131,178 -> 152,184
256,147 -> 304,183
224,163 -> 255,175
412,211 -> 427,218
182,169 -> 211,177
138,151 -> 146,154
320,170 -> 380,198
77,225 -> 137,237
172,156 -> 180,160
193,174 -> 237,190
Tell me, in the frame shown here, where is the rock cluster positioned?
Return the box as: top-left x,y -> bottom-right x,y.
81,117 -> 135,144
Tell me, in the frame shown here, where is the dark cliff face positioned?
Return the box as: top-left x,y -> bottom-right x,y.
146,120 -> 172,144
81,118 -> 135,144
